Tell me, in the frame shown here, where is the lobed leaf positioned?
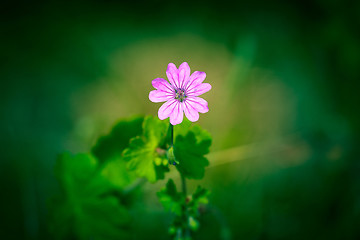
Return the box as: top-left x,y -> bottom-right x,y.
188,186 -> 211,217
157,179 -> 185,216
174,125 -> 212,179
123,116 -> 170,183
91,116 -> 144,188
91,116 -> 144,163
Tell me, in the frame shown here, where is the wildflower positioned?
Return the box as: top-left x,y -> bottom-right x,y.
149,62 -> 211,125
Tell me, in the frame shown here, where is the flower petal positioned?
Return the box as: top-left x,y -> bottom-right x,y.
178,62 -> 191,89
187,83 -> 212,97
185,71 -> 206,90
170,101 -> 184,125
158,99 -> 177,120
184,101 -> 199,122
149,90 -> 173,103
152,78 -> 173,93
166,63 -> 179,88
185,97 -> 209,113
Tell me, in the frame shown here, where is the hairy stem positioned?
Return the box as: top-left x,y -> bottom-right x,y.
170,123 -> 174,147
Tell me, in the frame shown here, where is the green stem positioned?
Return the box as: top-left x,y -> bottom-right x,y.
170,123 -> 191,238
170,123 -> 174,147
181,173 -> 191,238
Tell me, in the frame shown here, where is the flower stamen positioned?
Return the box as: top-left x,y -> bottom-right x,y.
175,88 -> 187,102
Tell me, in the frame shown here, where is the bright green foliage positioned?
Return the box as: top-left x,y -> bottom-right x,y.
157,179 -> 185,216
123,116 -> 170,183
175,125 -> 212,179
49,153 -> 132,240
92,116 -> 144,163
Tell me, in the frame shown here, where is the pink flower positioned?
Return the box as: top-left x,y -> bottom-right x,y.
149,62 -> 211,125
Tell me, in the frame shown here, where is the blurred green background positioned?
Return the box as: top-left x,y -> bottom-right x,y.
1,0 -> 360,239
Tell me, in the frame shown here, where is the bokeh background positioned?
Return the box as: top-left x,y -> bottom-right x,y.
1,0 -> 360,239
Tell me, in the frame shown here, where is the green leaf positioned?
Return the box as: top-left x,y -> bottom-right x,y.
91,116 -> 144,188
49,153 -> 131,240
123,116 -> 170,183
175,118 -> 193,135
100,157 -> 138,189
192,186 -> 211,205
159,182 -> 211,238
174,125 -> 212,179
157,179 -> 184,216
188,216 -> 200,231
188,186 -> 211,217
91,116 -> 144,163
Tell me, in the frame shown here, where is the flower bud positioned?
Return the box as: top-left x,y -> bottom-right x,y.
154,157 -> 162,166
167,146 -> 179,165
